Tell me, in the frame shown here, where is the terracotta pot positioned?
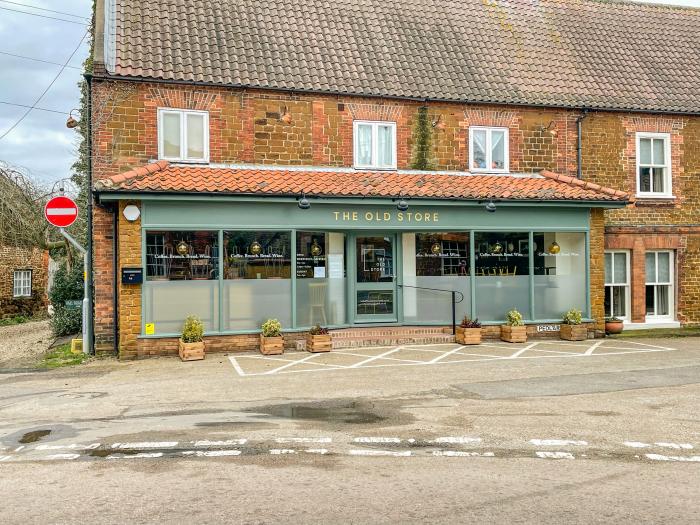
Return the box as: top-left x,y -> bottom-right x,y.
501,325 -> 527,343
605,321 -> 624,335
260,334 -> 284,355
179,339 -> 205,361
456,326 -> 482,345
307,334 -> 332,353
560,323 -> 588,341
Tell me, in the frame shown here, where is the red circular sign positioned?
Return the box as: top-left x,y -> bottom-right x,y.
44,196 -> 79,228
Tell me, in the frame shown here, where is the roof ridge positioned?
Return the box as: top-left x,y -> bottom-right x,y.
96,160 -> 170,189
539,170 -> 632,202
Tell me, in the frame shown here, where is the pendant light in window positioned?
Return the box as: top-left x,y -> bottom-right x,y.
548,241 -> 561,254
310,239 -> 323,257
430,242 -> 442,255
250,241 -> 262,255
176,241 -> 189,256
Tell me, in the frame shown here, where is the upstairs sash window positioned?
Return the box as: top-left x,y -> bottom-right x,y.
158,109 -> 209,162
353,121 -> 397,169
636,133 -> 671,197
470,127 -> 509,173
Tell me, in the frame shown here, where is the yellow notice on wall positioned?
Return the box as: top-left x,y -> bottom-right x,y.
145,323 -> 155,335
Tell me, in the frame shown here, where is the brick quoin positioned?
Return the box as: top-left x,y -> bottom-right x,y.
90,79 -> 700,354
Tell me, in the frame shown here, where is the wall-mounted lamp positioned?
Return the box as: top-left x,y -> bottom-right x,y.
66,109 -> 80,129
538,120 -> 558,137
297,192 -> 311,210
431,115 -> 446,130
484,200 -> 497,213
280,105 -> 292,124
396,196 -> 409,211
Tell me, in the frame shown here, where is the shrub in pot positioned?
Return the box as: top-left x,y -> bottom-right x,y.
560,308 -> 587,341
307,324 -> 332,353
501,309 -> 527,343
456,317 -> 482,345
179,316 -> 205,361
605,316 -> 624,335
260,318 -> 284,355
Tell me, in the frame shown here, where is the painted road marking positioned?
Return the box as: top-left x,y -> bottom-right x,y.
432,437 -> 482,444
275,437 -> 332,444
43,453 -> 80,461
646,454 -> 700,462
182,450 -> 241,457
432,450 -> 495,457
349,449 -> 412,457
270,449 -> 297,455
354,437 -> 401,443
112,442 -> 178,449
229,340 -> 676,377
194,439 -> 247,447
624,441 -> 694,450
0,455 -> 11,462
37,443 -> 100,451
306,449 -> 329,454
530,439 -> 588,447
536,451 -> 575,459
107,452 -> 164,460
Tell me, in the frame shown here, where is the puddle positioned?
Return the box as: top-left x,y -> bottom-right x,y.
19,429 -> 51,444
249,401 -> 386,425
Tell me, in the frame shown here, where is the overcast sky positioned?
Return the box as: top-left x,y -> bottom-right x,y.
0,0 -> 698,184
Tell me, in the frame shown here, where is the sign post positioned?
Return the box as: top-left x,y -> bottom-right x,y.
45,196 -> 92,355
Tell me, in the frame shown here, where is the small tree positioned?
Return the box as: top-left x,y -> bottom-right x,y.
48,261 -> 84,337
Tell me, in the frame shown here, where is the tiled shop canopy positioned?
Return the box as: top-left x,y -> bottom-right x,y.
96,161 -> 629,202
108,0 -> 700,113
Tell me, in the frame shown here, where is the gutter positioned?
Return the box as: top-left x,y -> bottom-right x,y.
84,72 -> 95,355
90,72 -> 700,117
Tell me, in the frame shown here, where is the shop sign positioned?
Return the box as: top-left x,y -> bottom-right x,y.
536,324 -> 560,332
333,210 -> 440,223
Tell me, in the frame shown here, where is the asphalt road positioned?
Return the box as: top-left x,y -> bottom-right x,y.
1,336 -> 699,524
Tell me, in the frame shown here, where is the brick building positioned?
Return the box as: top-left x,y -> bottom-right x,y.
90,0 -> 699,357
0,244 -> 49,319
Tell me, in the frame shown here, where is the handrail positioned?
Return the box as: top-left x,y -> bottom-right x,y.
397,283 -> 465,335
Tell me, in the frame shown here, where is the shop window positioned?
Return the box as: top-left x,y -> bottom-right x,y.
636,133 -> 671,197
604,251 -> 629,320
533,232 -> 586,319
353,121 -> 397,169
145,231 -> 219,280
645,251 -> 674,319
474,232 -> 530,321
403,233 -> 471,324
222,231 -> 292,330
13,270 -> 31,297
158,108 -> 209,162
295,232 -> 346,327
143,230 -> 219,334
469,127 -> 509,173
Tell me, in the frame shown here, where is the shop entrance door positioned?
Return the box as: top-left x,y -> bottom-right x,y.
353,233 -> 398,323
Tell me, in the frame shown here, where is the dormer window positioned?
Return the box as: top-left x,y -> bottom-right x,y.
158,109 -> 209,162
353,121 -> 397,170
469,126 -> 509,173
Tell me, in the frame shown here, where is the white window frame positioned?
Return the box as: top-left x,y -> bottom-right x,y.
13,269 -> 32,298
157,108 -> 210,163
353,120 -> 397,170
635,132 -> 672,198
645,250 -> 674,321
469,126 -> 509,173
604,250 -> 630,321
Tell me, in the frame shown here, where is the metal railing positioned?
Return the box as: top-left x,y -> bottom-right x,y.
397,284 -> 465,335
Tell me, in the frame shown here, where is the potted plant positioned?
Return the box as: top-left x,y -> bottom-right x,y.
456,317 -> 482,345
307,324 -> 332,353
501,309 -> 527,343
560,308 -> 587,341
179,315 -> 205,361
605,316 -> 624,335
260,318 -> 284,355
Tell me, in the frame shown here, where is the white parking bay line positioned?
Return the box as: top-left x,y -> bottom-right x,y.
584,341 -> 605,356
530,439 -> 588,446
263,353 -> 323,374
536,451 -> 575,459
428,345 -> 467,364
508,343 -> 538,359
646,454 -> 700,462
350,449 -> 411,457
229,356 -> 246,376
350,346 -> 405,368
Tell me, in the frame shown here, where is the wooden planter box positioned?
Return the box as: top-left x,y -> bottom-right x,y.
179,340 -> 205,361
501,325 -> 527,343
455,326 -> 482,345
307,334 -> 332,353
560,324 -> 588,341
260,334 -> 284,355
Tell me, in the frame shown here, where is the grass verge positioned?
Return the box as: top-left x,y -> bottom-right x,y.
37,343 -> 90,369
611,327 -> 700,338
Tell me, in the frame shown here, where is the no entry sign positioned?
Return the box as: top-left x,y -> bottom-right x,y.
44,196 -> 79,228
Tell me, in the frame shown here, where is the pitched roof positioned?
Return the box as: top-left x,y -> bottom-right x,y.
105,0 -> 700,113
95,161 -> 629,203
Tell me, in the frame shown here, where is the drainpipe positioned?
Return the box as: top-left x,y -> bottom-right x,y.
113,204 -> 119,355
576,109 -> 589,179
84,72 -> 95,354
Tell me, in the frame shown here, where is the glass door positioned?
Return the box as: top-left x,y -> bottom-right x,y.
354,234 -> 398,323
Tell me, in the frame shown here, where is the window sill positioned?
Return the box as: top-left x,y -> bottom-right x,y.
353,166 -> 398,171
471,169 -> 509,175
160,158 -> 210,165
623,320 -> 680,330
634,195 -> 677,208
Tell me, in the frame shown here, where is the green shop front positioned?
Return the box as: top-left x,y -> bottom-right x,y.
112,197 -> 610,338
